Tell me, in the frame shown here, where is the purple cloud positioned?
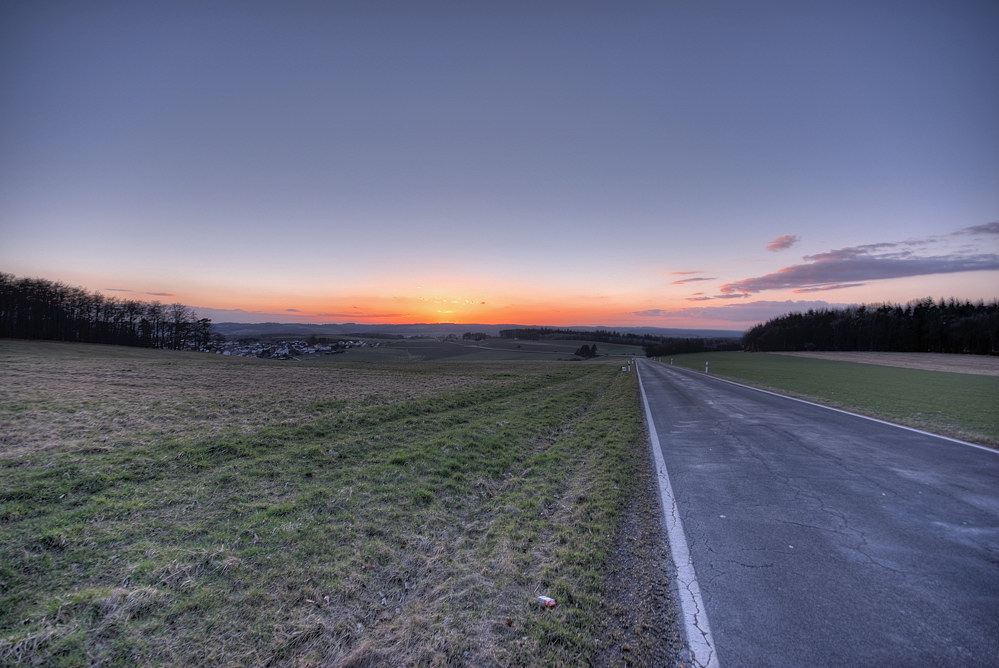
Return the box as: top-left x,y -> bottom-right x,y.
719,224 -> 999,295
671,276 -> 716,285
632,300 -> 849,324
793,283 -> 866,293
956,221 -> 999,236
766,234 -> 799,251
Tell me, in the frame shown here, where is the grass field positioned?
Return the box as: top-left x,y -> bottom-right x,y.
6,340 -> 993,665
662,351 -> 999,446
0,341 -> 652,666
323,338 -> 646,363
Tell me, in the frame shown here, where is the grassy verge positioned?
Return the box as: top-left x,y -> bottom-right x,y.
0,341 -> 650,666
662,351 -> 999,446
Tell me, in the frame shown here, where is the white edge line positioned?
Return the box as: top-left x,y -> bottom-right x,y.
658,361 -> 998,454
637,360 -> 719,668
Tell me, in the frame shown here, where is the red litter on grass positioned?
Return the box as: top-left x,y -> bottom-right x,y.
537,596 -> 557,607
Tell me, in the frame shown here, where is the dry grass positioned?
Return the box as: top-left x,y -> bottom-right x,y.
0,341 -> 487,458
0,340 -> 664,666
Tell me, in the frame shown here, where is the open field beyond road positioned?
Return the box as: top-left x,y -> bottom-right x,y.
0,341 -> 681,666
776,350 -> 999,376
311,338 -> 646,363
665,351 -> 999,446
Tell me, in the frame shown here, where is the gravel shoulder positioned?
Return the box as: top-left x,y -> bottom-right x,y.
597,422 -> 687,667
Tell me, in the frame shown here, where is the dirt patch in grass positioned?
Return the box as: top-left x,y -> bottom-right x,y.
776,351 -> 999,376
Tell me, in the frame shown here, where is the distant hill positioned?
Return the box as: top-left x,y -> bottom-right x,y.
589,325 -> 745,338
211,322 -> 745,340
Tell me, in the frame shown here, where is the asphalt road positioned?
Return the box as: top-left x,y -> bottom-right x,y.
636,358 -> 999,667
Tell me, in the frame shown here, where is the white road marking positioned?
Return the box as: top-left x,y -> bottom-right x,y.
671,364 -> 999,455
637,360 -> 719,668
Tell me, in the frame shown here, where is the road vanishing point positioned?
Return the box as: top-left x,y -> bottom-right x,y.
636,358 -> 999,667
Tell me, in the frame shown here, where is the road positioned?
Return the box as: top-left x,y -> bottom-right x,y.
636,358 -> 999,667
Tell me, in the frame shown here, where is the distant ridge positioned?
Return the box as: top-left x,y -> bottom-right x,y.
211,322 -> 745,340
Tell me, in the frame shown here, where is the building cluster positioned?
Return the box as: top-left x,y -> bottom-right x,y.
212,339 -> 379,360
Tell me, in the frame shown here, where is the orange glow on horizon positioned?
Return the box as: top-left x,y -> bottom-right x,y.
90,277 -> 769,330
173,280 -> 666,327
184,291 -> 710,328
174,285 -> 609,325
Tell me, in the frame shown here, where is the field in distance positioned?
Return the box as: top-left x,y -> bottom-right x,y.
0,340 -> 680,666
302,337 -> 646,363
662,351 -> 999,447
776,351 -> 999,376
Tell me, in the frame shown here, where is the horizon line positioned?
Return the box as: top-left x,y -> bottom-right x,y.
209,320 -> 749,332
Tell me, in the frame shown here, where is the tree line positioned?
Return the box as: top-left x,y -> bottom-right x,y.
742,298 -> 999,355
500,327 -> 682,347
642,337 -> 742,358
0,273 -> 213,350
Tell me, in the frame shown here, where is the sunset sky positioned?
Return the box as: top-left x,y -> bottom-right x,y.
2,1 -> 997,331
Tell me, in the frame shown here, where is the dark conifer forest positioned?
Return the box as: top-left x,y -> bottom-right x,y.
0,273 -> 212,350
742,298 -> 999,355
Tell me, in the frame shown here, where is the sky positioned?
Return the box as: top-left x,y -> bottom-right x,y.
2,1 -> 998,331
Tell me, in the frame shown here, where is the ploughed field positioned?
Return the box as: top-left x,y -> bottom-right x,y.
0,340 -> 681,667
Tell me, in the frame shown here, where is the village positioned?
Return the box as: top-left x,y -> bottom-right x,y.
212,338 -> 380,360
